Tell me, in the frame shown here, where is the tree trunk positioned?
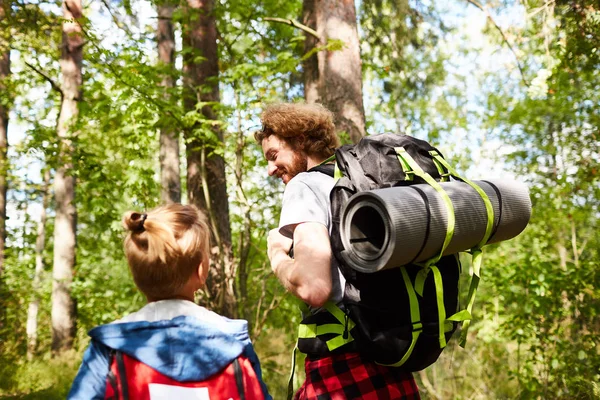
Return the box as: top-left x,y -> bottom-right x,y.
302,0 -> 366,143
157,2 -> 181,203
0,0 -> 10,277
52,0 -> 82,353
233,88 -> 251,322
27,169 -> 50,360
182,0 -> 236,318
302,0 -> 320,105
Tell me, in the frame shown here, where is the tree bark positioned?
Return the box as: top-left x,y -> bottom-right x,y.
52,0 -> 82,353
0,0 -> 10,277
182,0 -> 236,318
302,0 -> 366,143
27,169 -> 50,360
157,2 -> 181,203
302,0 -> 320,104
233,88 -> 251,322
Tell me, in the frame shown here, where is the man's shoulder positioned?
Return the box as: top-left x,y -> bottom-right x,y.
289,170 -> 334,188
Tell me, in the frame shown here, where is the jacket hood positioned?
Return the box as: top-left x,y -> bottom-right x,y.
89,315 -> 248,382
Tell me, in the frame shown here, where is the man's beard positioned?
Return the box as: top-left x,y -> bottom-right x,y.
282,152 -> 308,183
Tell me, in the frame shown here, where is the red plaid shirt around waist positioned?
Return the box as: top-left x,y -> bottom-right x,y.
294,351 -> 420,400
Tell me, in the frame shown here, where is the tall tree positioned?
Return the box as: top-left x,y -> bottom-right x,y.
157,0 -> 181,203
302,0 -> 365,143
26,168 -> 50,359
52,0 -> 82,353
0,0 -> 10,277
182,0 -> 236,317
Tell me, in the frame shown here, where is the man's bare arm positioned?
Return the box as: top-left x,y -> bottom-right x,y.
268,222 -> 332,308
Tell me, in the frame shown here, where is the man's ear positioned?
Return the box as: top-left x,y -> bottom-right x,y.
297,134 -> 306,147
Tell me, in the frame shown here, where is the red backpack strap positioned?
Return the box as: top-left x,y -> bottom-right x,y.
233,358 -> 246,400
115,352 -> 130,400
237,356 -> 266,400
105,351 -> 119,400
105,351 -> 130,400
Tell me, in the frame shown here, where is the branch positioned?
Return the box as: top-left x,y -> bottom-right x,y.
253,279 -> 285,340
24,62 -> 63,95
99,0 -> 135,37
527,0 -> 556,19
466,0 -> 529,87
263,17 -> 320,40
418,370 -> 442,400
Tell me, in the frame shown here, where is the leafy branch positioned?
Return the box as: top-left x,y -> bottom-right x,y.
301,38 -> 345,61
24,62 -> 63,96
263,17 -> 320,40
466,0 -> 530,87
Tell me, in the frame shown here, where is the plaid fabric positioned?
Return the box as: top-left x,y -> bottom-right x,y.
294,352 -> 420,400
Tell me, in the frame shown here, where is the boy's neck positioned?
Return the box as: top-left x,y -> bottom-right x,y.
146,294 -> 195,303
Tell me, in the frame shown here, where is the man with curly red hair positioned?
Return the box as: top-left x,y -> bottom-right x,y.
256,102 -> 420,400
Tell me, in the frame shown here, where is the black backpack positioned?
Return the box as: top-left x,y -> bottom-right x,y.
297,133 -> 477,370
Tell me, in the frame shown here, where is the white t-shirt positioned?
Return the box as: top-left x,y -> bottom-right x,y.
115,299 -> 230,326
278,170 -> 345,312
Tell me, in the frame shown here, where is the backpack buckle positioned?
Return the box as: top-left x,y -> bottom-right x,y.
412,321 -> 423,332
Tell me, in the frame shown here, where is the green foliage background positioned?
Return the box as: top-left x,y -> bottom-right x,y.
0,0 -> 598,399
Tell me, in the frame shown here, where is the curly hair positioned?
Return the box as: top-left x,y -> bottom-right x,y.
255,103 -> 340,159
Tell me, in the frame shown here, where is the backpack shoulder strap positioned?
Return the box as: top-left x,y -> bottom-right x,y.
233,358 -> 246,400
308,163 -> 334,177
106,351 -> 119,400
115,351 -> 130,400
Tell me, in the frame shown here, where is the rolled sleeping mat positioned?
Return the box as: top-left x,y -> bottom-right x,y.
339,179 -> 532,273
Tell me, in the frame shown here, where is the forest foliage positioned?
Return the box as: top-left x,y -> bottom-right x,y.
0,0 -> 598,399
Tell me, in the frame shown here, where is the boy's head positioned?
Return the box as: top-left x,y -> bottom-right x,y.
122,204 -> 211,301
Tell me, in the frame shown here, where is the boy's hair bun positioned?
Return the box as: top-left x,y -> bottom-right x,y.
123,211 -> 147,232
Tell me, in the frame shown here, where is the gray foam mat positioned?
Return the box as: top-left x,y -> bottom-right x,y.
339,179 -> 532,273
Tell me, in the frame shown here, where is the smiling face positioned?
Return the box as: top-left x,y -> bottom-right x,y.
261,135 -> 308,185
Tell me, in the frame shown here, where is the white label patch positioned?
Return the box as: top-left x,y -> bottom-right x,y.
149,384 -> 210,400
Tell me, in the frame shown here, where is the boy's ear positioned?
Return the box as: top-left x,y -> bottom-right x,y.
197,261 -> 208,288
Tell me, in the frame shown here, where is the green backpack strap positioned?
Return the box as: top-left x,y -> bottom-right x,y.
428,150 -> 496,347
396,147 -> 457,349
297,301 -> 356,352
395,147 -> 456,267
286,342 -> 298,400
378,266 -> 422,367
428,150 -> 495,248
317,154 -> 343,181
287,300 -> 311,400
431,154 -> 451,182
290,301 -> 356,398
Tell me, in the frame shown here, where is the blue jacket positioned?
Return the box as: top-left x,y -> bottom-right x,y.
68,313 -> 271,399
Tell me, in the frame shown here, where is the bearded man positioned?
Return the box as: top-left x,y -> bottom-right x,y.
255,102 -> 420,400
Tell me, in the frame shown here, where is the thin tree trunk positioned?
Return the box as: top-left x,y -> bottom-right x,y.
52,0 -> 82,353
157,2 -> 181,203
302,0 -> 366,143
182,0 -> 236,318
0,0 -> 10,277
233,88 -> 251,322
27,169 -> 50,360
302,0 -> 320,104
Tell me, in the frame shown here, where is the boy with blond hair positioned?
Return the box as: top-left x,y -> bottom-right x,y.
69,204 -> 271,400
